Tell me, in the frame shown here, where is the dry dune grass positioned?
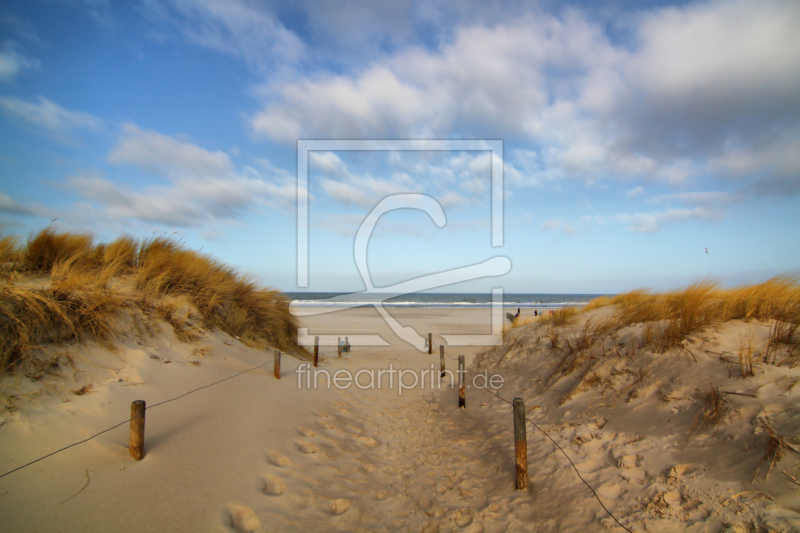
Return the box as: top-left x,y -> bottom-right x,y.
504,306 -> 578,334
688,384 -> 728,441
508,277 -> 800,386
136,237 -> 296,350
0,234 -> 19,264
0,227 -> 304,372
538,306 -> 579,326
586,277 -> 800,354
0,282 -> 128,372
493,278 -> 800,515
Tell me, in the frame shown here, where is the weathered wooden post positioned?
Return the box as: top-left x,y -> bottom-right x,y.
274,348 -> 281,379
439,345 -> 445,378
458,355 -> 465,408
337,337 -> 342,358
428,333 -> 433,355
513,398 -> 528,490
345,337 -> 350,353
129,400 -> 145,460
314,336 -> 319,367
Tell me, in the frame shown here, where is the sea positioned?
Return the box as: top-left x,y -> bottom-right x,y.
286,292 -> 608,309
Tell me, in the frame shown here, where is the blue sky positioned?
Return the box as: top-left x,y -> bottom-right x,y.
0,0 -> 798,294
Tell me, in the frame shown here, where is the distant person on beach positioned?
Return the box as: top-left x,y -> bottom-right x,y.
515,307 -> 520,319
534,310 -> 538,316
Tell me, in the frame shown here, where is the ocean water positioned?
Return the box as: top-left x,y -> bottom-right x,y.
286,292 -> 607,309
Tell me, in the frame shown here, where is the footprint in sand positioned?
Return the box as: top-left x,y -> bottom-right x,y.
617,454 -> 640,469
597,484 -> 622,499
356,435 -> 379,447
326,498 -> 351,515
298,426 -> 317,438
667,463 -> 702,485
226,505 -> 261,533
316,419 -> 335,430
454,509 -> 473,527
663,490 -> 682,508
361,464 -> 378,473
266,451 -> 291,467
421,520 -> 440,533
259,474 -> 286,496
296,441 -> 319,454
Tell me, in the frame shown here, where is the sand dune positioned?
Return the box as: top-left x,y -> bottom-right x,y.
1,305 -> 798,532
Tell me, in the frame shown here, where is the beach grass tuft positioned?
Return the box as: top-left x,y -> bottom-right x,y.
688,384 -> 728,441
585,277 -> 800,352
0,227 -> 304,372
753,415 -> 800,482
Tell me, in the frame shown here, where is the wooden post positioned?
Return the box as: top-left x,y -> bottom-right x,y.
337,337 -> 342,358
458,355 -> 465,408
439,345 -> 445,378
314,336 -> 319,367
129,400 -> 145,460
428,333 -> 433,355
274,348 -> 281,379
513,398 -> 528,490
345,337 -> 350,353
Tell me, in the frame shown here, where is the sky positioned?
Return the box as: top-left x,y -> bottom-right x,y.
0,0 -> 798,295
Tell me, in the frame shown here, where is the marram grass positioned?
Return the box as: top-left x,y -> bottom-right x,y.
0,227 -> 304,372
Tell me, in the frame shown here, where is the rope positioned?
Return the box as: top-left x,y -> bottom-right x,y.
0,357 -> 274,479
434,346 -> 459,361
481,387 -> 633,533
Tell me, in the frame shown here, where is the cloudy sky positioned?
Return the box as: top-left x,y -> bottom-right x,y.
0,0 -> 798,294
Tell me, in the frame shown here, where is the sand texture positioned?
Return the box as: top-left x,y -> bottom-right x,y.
1,306 -> 799,532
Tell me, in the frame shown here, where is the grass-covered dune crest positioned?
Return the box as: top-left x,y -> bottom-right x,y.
481,278 -> 800,530
508,276 -> 800,362
0,227 -> 305,372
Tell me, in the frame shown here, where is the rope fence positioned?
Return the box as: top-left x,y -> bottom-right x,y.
480,386 -> 633,533
0,351 -> 284,479
4,329 -> 631,531
429,330 -> 631,532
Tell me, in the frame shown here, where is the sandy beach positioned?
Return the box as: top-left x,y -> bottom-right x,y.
1,300 -> 799,532
0,307 -> 502,532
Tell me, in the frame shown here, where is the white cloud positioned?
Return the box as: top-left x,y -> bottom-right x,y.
630,0 -> 800,105
54,0 -> 115,28
626,186 -> 645,198
55,125 -> 299,228
1,15 -> 41,44
0,95 -> 102,139
309,150 -> 498,210
0,41 -> 39,82
67,167 -> 295,228
252,66 -> 431,142
309,151 -> 347,177
707,131 -> 800,193
109,123 -> 231,178
647,191 -> 745,206
251,0 -> 800,193
0,192 -> 36,215
320,175 -> 417,209
140,0 -> 304,71
438,191 -> 470,209
614,207 -> 724,234
542,219 -> 576,235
